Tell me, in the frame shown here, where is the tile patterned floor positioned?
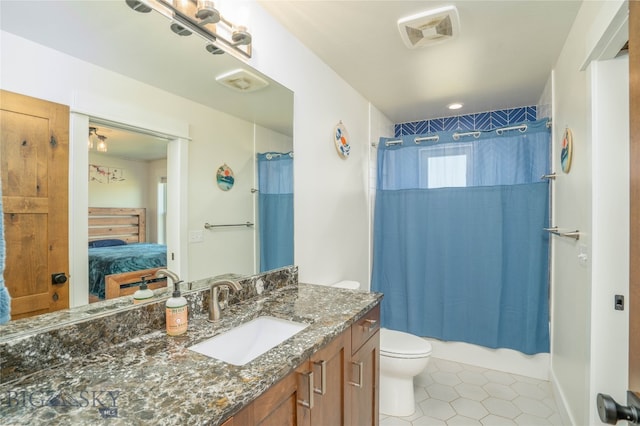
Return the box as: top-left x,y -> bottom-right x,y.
379,358 -> 563,426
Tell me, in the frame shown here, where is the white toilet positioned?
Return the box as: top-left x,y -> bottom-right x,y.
379,328 -> 432,416
331,281 -> 433,417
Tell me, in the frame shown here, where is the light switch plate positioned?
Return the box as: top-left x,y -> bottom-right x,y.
189,230 -> 204,243
577,244 -> 589,266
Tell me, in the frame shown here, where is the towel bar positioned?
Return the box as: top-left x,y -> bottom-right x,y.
204,222 -> 254,229
544,227 -> 580,240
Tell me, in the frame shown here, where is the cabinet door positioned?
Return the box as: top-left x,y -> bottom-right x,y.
233,362 -> 312,426
310,329 -> 351,425
349,331 -> 380,426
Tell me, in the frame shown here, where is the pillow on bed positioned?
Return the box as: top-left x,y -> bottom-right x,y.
89,239 -> 127,248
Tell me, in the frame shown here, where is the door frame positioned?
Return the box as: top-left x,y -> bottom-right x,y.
629,0 -> 639,393
68,94 -> 189,307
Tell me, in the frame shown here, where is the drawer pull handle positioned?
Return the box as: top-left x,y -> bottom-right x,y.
363,319 -> 378,331
297,371 -> 314,409
314,360 -> 327,395
349,361 -> 364,388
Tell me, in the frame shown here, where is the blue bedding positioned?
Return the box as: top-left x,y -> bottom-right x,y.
88,243 -> 167,299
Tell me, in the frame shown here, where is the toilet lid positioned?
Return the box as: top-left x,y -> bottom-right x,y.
380,328 -> 432,357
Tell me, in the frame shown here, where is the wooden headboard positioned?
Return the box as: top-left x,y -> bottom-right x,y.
88,207 -> 147,243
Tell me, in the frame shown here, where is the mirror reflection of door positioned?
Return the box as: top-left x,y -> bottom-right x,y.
86,123 -> 169,303
0,90 -> 70,320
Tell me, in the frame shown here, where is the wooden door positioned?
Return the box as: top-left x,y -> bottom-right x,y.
0,90 -> 69,320
630,0 -> 639,396
310,329 -> 350,425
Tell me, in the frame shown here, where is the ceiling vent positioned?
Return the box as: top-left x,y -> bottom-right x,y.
215,69 -> 269,93
398,5 -> 459,49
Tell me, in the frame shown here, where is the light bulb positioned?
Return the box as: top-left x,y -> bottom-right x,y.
97,136 -> 108,153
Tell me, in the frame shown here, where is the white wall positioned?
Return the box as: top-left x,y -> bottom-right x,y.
245,2 -> 382,289
88,154 -> 149,201
255,125 -> 292,154
549,1 -> 629,424
185,107 -> 256,280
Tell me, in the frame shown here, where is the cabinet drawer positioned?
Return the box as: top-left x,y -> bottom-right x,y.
351,305 -> 380,355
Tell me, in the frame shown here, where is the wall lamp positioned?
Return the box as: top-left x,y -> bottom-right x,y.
88,127 -> 108,153
126,0 -> 252,59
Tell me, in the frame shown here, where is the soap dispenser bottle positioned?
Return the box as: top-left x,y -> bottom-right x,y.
133,274 -> 154,304
166,280 -> 188,336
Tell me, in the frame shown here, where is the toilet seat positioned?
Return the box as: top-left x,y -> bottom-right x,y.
380,328 -> 432,359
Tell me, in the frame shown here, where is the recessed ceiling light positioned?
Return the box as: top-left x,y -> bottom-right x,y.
448,103 -> 463,110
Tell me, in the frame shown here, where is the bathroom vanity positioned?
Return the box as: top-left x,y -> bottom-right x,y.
231,305 -> 380,425
0,267 -> 382,425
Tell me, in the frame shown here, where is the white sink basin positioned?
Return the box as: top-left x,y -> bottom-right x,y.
188,316 -> 309,366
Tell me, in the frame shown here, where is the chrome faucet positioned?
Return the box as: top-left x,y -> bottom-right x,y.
154,269 -> 182,287
209,280 -> 242,321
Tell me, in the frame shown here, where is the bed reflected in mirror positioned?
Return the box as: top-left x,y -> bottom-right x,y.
86,125 -> 170,303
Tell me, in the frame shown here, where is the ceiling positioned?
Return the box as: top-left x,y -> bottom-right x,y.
88,124 -> 169,162
0,0 -> 294,160
0,0 -> 581,139
258,0 -> 582,124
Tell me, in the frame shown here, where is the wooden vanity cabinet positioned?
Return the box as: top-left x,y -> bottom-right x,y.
232,362 -> 312,426
310,328 -> 351,425
348,305 -> 380,426
224,304 -> 380,426
349,330 -> 380,426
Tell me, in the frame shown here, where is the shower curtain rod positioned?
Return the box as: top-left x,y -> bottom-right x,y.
453,131 -> 481,140
264,152 -> 293,160
374,120 -> 551,147
414,135 -> 439,143
495,124 -> 528,135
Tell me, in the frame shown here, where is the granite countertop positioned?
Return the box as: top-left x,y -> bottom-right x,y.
0,283 -> 382,425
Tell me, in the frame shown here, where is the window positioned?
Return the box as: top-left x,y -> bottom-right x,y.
419,143 -> 472,189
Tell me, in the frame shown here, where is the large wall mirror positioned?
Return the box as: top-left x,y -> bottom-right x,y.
0,1 -> 294,325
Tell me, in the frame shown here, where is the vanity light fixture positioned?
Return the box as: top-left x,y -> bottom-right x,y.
88,127 -> 108,152
231,25 -> 251,46
125,0 -> 152,13
96,135 -> 108,153
195,0 -> 220,23
126,0 -> 253,59
88,127 -> 97,149
206,43 -> 224,55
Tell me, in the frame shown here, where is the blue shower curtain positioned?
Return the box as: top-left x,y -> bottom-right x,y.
371,119 -> 550,354
257,152 -> 294,272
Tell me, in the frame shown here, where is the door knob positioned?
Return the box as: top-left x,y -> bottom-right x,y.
51,273 -> 67,285
597,393 -> 640,424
